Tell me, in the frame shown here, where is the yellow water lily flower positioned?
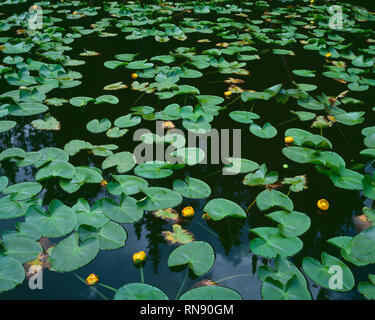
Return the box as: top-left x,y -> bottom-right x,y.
162,121 -> 175,129
133,251 -> 146,264
182,206 -> 195,217
327,115 -> 336,122
131,73 -> 138,79
284,136 -> 294,144
202,213 -> 210,220
100,180 -> 108,187
85,274 -> 99,286
224,91 -> 232,97
317,199 -> 329,211
325,52 -> 332,58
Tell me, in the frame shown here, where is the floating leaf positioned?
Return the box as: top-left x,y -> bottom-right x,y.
168,241 -> 215,277
250,122 -> 277,139
203,198 -> 246,221
26,200 -> 77,238
138,187 -> 182,211
266,210 -> 311,238
0,255 -> 25,293
179,286 -> 242,300
102,152 -> 136,173
250,227 -> 303,258
302,252 -> 354,292
78,221 -> 127,250
163,224 -> 194,245
114,283 -> 169,300
173,177 -> 211,199
86,118 -> 111,133
107,175 -> 148,196
256,189 -> 294,212
49,233 -> 100,272
31,116 -> 61,130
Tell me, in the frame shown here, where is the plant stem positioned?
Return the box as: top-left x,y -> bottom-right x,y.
213,273 -> 251,284
140,266 -> 144,283
225,217 -> 234,244
175,268 -> 189,300
224,95 -> 241,108
203,169 -> 222,178
195,219 -> 219,238
275,117 -> 297,127
246,198 -> 257,213
132,91 -> 146,107
98,283 -> 118,292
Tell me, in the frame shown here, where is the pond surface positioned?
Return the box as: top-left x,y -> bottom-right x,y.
0,0 -> 375,300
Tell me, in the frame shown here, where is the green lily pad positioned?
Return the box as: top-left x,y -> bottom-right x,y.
168,241 -> 215,277
0,255 -> 25,293
173,177 -> 211,199
102,152 -> 136,173
114,283 -> 169,300
256,189 -> 294,212
93,196 -> 143,224
250,227 -> 303,258
179,286 -> 242,300
0,120 -> 16,133
86,118 -> 111,133
26,199 -> 77,238
78,221 -> 127,250
358,274 -> 375,300
134,161 -> 173,179
36,160 -> 76,181
2,234 -> 42,263
138,187 -> 182,211
302,252 -> 354,292
107,175 -> 148,196
266,210 -> 311,238
114,114 -> 141,128
49,233 -> 100,272
69,96 -> 94,107
203,198 -> 246,221
250,122 -> 277,139
229,111 -> 260,124
3,182 -> 42,200
95,95 -> 119,105
261,276 -> 311,300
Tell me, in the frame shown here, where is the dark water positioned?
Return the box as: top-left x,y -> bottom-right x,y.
0,0 -> 374,300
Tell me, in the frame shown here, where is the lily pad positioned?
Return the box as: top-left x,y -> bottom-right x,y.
49,233 -> 100,272
203,198 -> 246,221
168,241 -> 215,277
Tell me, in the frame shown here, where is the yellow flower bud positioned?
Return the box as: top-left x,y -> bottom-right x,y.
162,121 -> 175,129
131,73 -> 138,79
284,136 -> 294,144
317,199 -> 329,211
100,180 -> 108,187
85,274 -> 99,286
182,206 -> 195,218
133,251 -> 146,264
